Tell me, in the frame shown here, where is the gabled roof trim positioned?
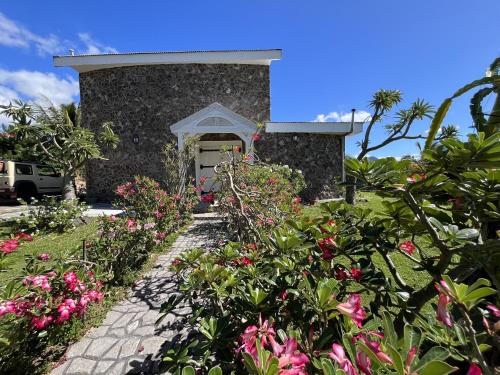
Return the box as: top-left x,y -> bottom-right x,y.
170,102 -> 257,135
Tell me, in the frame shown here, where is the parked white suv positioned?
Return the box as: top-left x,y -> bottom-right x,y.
0,160 -> 63,201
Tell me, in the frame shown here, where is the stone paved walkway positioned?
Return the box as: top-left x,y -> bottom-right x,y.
51,217 -> 224,375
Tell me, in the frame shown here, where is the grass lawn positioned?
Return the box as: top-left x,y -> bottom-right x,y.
0,219 -> 99,284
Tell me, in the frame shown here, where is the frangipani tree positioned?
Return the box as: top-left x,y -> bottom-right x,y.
0,100 -> 119,200
346,90 -> 457,203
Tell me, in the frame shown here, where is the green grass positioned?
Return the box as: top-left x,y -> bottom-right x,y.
0,219 -> 99,284
0,217 -> 192,374
302,191 -> 434,299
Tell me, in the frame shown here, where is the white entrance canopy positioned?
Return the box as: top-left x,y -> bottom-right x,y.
170,102 -> 257,150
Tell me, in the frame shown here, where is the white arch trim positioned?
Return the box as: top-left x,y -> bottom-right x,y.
169,102 -> 257,151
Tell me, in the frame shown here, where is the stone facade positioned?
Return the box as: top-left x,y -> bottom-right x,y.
80,63 -> 344,201
257,133 -> 343,201
80,64 -> 270,200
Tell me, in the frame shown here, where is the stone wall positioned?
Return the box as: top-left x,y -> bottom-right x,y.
256,133 -> 344,201
80,64 -> 270,200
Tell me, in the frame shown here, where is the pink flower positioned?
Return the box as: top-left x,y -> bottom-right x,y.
436,292 -> 453,327
37,253 -> 50,261
328,343 -> 359,375
31,275 -> 52,291
57,299 -> 77,323
1,239 -> 19,254
252,133 -> 261,141
87,290 -> 104,302
171,258 -> 183,267
404,346 -> 417,374
239,256 -> 254,266
466,363 -> 482,375
127,219 -> 137,231
32,315 -> 53,330
337,294 -> 366,328
356,350 -> 372,375
63,271 -> 78,285
271,337 -> 309,373
293,196 -> 302,204
241,315 -> 276,360
399,241 -> 416,255
201,192 -> 215,204
199,176 -> 207,184
143,222 -> 156,230
0,300 -> 16,317
350,267 -> 363,282
353,333 -> 393,365
486,304 -> 500,317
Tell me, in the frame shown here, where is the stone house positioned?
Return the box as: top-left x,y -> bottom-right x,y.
54,49 -> 363,201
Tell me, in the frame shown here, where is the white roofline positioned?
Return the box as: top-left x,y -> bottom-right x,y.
265,122 -> 364,135
53,49 -> 282,73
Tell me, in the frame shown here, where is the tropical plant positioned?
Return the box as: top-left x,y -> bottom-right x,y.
0,100 -> 119,199
15,196 -> 87,234
426,57 -> 500,148
345,91 -> 457,203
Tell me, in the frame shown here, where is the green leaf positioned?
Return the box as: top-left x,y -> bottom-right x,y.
425,98 -> 452,149
181,366 -> 196,375
208,366 -> 223,375
418,360 -> 458,375
321,358 -> 336,375
415,347 -> 450,370
382,311 -> 397,347
386,344 -> 404,375
462,287 -> 496,305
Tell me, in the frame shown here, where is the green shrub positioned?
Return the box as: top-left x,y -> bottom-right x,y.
15,196 -> 87,234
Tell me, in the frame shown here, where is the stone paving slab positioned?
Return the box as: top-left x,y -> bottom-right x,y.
51,219 -> 225,375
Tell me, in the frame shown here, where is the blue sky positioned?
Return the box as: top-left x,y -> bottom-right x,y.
0,0 -> 499,157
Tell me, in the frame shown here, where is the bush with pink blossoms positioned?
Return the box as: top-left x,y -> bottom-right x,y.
0,250 -> 104,373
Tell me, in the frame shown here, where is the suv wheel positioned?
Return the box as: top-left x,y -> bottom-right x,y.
16,183 -> 37,203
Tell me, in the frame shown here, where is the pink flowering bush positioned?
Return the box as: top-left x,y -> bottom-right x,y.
214,155 -> 305,242
0,241 -> 104,372
88,176 -> 195,285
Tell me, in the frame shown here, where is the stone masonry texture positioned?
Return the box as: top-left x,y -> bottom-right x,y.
50,218 -> 226,375
80,63 -> 344,201
80,64 -> 270,201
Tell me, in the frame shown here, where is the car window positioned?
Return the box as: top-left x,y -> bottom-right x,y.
37,165 -> 60,177
15,164 -> 33,175
0,161 -> 5,174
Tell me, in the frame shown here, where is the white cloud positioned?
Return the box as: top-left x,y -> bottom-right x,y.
313,110 -> 371,123
0,12 -> 63,55
0,69 -> 79,106
78,32 -> 117,54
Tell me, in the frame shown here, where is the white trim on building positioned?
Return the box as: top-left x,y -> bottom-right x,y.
53,49 -> 282,73
264,122 -> 364,135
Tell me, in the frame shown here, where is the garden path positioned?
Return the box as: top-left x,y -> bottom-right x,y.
50,216 -> 225,375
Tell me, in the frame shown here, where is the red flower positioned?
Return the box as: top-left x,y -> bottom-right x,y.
436,293 -> 453,327
404,346 -> 417,374
252,133 -> 261,141
201,192 -> 215,204
318,237 -> 336,260
336,294 -> 366,328
350,267 -> 363,282
335,266 -> 349,281
171,258 -> 183,267
199,176 -> 207,184
15,233 -> 33,241
280,289 -> 288,301
293,196 -> 302,204
32,315 -> 54,330
466,363 -> 482,375
399,241 -> 415,255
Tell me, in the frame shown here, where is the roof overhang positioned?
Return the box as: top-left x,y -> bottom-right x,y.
265,122 -> 364,136
53,49 -> 282,73
170,102 -> 257,136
